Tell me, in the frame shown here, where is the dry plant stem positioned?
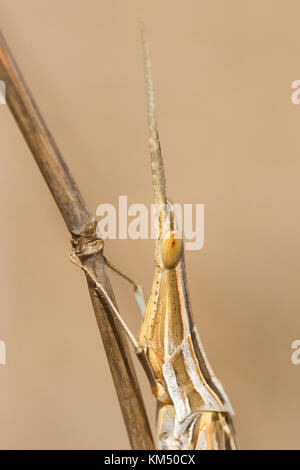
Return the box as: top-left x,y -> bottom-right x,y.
0,29 -> 154,450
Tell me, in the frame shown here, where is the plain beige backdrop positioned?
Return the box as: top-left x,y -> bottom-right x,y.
0,0 -> 300,450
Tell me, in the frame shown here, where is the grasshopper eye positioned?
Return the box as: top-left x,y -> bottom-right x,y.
161,231 -> 182,269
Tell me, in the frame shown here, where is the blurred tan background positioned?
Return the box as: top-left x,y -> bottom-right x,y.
0,0 -> 300,450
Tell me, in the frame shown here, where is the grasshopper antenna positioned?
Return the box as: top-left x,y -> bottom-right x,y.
141,23 -> 167,206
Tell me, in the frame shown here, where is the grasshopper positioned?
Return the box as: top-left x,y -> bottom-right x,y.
71,29 -> 238,450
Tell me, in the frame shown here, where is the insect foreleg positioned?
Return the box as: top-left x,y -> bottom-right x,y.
104,256 -> 146,316
70,253 -> 139,349
70,253 -> 157,388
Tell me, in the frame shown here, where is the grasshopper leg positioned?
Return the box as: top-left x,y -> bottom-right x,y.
70,253 -> 140,350
70,253 -> 157,388
104,256 -> 146,317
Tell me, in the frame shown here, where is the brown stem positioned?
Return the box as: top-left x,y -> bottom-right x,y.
0,29 -> 154,450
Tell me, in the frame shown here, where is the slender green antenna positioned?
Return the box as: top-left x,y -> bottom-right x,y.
141,24 -> 167,205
